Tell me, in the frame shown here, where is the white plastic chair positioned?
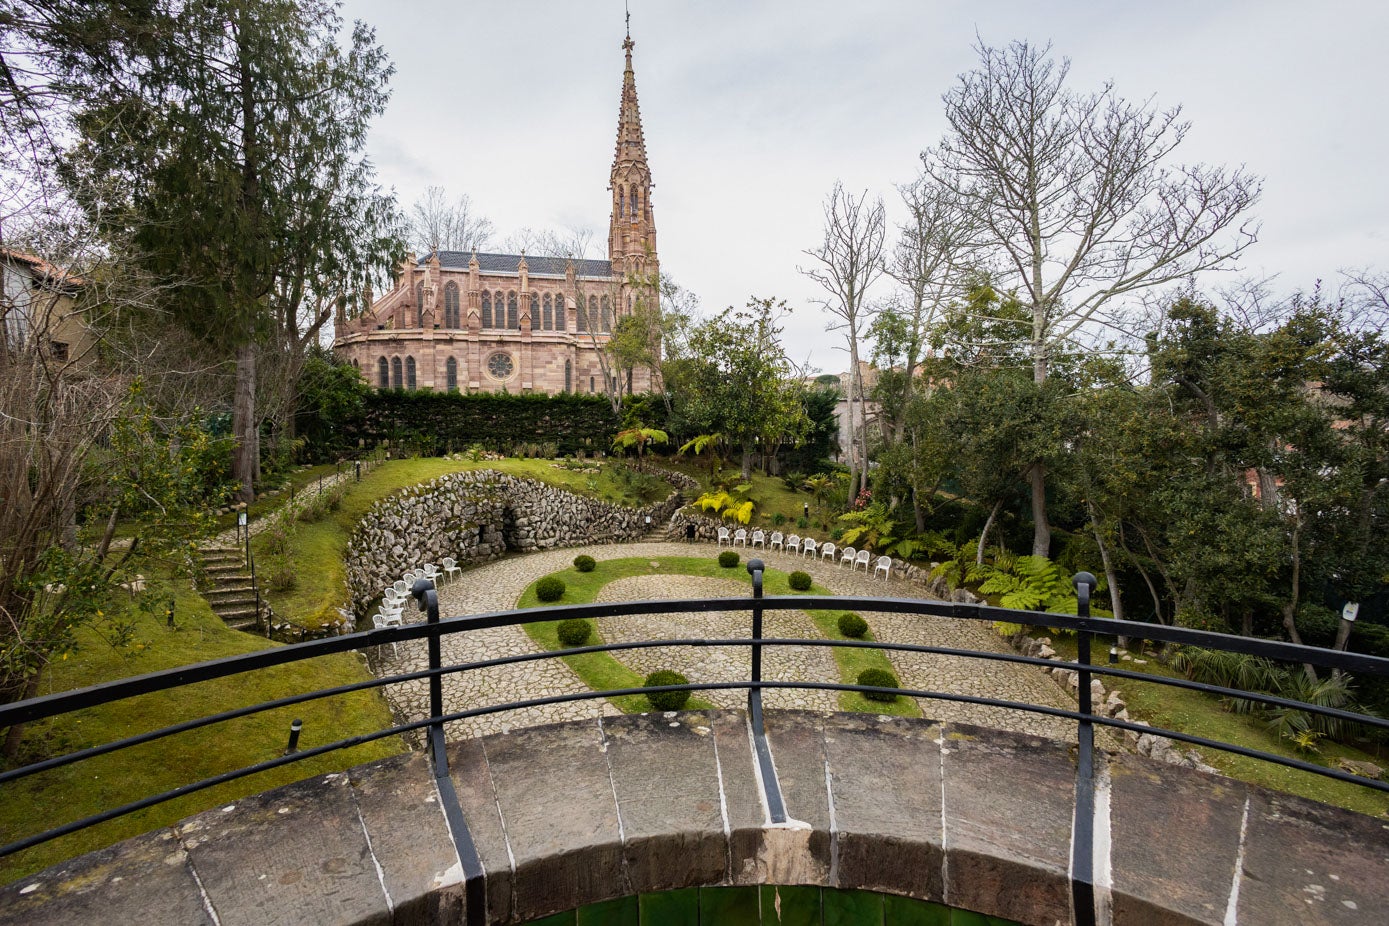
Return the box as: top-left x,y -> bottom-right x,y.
371,614 -> 399,658
840,546 -> 856,567
855,549 -> 872,572
717,526 -> 732,546
802,538 -> 818,558
421,563 -> 440,584
733,528 -> 748,547
769,531 -> 785,550
785,534 -> 801,554
750,530 -> 765,548
820,542 -> 837,562
441,557 -> 461,584
874,555 -> 892,579
392,579 -> 409,597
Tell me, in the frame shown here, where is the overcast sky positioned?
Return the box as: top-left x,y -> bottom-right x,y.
337,0 -> 1388,372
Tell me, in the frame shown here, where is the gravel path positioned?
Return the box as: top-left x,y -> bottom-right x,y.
370,541 -> 1078,741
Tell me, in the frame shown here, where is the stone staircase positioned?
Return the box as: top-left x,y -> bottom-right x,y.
197,544 -> 266,633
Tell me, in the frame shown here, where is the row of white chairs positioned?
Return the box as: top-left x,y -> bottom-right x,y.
715,527 -> 892,578
376,557 -> 464,636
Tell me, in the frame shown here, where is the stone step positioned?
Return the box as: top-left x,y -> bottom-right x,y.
202,585 -> 258,602
211,598 -> 259,613
216,606 -> 262,623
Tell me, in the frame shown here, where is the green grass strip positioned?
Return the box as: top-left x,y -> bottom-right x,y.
516,555 -> 921,718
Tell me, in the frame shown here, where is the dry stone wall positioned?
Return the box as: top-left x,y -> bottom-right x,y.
346,468 -> 696,614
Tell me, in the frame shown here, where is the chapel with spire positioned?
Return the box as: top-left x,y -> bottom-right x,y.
332,27 -> 661,398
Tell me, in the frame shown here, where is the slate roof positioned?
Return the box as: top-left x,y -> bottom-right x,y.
422,250 -> 614,279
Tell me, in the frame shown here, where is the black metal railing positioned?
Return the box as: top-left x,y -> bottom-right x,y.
2,562 -> 1387,926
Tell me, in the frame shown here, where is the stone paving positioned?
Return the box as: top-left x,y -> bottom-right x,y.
371,540 -> 1079,741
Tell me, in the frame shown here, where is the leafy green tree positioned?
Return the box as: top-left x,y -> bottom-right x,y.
66,0 -> 399,503
671,298 -> 806,479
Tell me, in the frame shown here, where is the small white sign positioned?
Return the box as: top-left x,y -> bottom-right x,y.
1342,602 -> 1360,622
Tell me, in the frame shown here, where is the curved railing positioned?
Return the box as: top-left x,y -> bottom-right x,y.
2,563 -> 1387,926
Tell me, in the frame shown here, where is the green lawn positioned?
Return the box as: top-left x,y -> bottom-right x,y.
0,562 -> 401,885
257,457 -> 674,630
1043,635 -> 1389,817
515,555 -> 920,717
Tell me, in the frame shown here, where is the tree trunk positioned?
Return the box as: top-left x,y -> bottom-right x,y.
740,446 -> 752,480
1029,462 -> 1051,558
977,499 -> 1003,566
233,341 -> 258,504
1089,509 -> 1124,623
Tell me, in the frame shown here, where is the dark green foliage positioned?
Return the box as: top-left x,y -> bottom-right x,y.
717,551 -> 739,568
295,347 -> 371,462
837,612 -> 868,638
644,670 -> 691,711
856,668 -> 900,702
788,570 -> 812,591
536,577 -> 566,602
557,618 -> 591,646
348,390 -> 623,457
573,555 -> 597,573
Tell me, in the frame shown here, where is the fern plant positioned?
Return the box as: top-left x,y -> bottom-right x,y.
693,483 -> 756,524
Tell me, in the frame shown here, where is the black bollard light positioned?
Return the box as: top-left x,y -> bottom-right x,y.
1109,646 -> 1119,664
285,719 -> 303,754
167,598 -> 176,629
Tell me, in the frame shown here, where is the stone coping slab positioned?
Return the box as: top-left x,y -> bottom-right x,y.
3,711 -> 1387,925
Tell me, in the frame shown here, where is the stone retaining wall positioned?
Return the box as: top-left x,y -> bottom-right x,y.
346,468 -> 697,614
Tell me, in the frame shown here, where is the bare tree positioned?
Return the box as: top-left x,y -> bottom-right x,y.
499,225 -> 592,259
407,185 -> 493,254
882,175 -> 979,436
924,39 -> 1261,556
800,182 -> 886,499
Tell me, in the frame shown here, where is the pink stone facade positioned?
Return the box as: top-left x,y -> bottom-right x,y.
333,35 -> 659,398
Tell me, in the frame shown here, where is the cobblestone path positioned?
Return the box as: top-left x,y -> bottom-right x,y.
370,540 -> 1077,741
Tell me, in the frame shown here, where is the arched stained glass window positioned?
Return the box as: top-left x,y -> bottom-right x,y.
391,356 -> 403,388
414,282 -> 424,327
577,295 -> 588,332
481,292 -> 493,328
530,293 -> 539,328
405,356 -> 417,390
554,294 -> 565,331
507,291 -> 518,329
600,295 -> 611,332
446,356 -> 458,392
378,357 -> 389,388
444,282 -> 460,328
543,294 -> 553,331
564,359 -> 572,392
619,187 -> 626,218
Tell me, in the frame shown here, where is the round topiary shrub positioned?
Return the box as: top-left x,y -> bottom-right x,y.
718,550 -> 739,568
788,570 -> 812,591
573,554 -> 596,573
838,612 -> 869,638
857,668 -> 900,702
536,576 -> 566,602
644,669 -> 691,711
557,618 -> 592,647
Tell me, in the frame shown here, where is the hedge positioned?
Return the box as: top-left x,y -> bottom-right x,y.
346,391 -> 622,457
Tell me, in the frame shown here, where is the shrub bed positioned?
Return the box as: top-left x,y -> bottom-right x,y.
536,576 -> 566,602
557,618 -> 592,647
838,612 -> 868,638
644,670 -> 691,711
857,667 -> 900,702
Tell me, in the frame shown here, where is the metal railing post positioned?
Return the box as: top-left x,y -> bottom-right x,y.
745,559 -> 786,823
412,578 -> 443,749
411,576 -> 486,926
1071,570 -> 1098,926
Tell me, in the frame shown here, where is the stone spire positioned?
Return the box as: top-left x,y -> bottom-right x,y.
608,28 -> 656,271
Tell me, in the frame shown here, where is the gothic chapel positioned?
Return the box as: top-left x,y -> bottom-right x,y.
333,31 -> 660,396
